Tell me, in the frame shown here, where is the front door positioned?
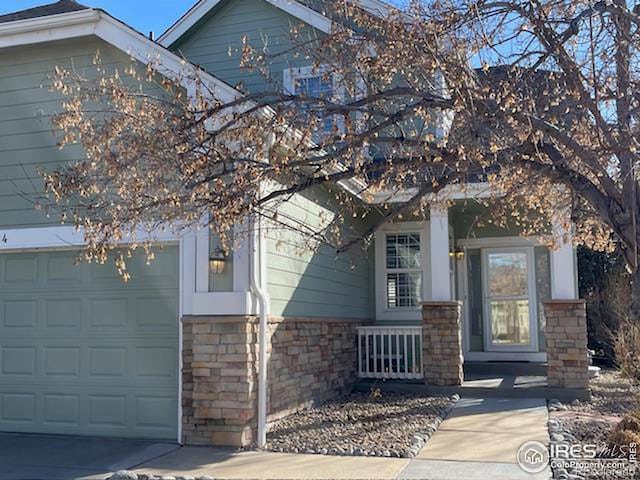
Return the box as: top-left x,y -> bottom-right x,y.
482,247 -> 538,352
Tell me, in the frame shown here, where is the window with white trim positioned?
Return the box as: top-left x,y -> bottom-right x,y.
384,232 -> 422,308
283,66 -> 341,136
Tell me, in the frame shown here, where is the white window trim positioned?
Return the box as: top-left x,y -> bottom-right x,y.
481,246 -> 539,353
283,65 -> 347,134
375,221 -> 430,321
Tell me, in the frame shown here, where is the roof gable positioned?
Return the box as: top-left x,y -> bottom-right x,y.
0,4 -> 240,103
159,0 -> 332,46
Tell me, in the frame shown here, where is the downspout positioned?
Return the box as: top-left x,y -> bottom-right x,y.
249,212 -> 269,448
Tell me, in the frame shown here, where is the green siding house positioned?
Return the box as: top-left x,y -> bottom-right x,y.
0,0 -> 582,448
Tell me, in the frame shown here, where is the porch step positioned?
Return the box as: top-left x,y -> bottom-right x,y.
463,361 -> 548,377
354,376 -> 590,402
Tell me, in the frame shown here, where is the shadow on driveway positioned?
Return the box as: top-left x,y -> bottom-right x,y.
0,432 -> 179,480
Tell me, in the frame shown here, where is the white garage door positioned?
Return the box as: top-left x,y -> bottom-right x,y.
0,247 -> 179,440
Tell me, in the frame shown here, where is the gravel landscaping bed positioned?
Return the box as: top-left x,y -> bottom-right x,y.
266,391 -> 457,458
547,370 -> 640,480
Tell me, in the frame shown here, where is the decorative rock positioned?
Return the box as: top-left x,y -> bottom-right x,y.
110,472 -> 138,480
266,392 -> 453,459
551,432 -> 565,442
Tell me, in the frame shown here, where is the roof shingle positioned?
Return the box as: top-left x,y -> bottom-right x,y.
0,0 -> 89,24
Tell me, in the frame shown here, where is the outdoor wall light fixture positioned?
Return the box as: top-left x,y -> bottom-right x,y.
449,248 -> 465,259
209,247 -> 227,274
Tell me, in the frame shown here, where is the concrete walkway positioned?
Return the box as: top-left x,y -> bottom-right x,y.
133,398 -> 551,480
134,447 -> 409,479
399,397 -> 551,480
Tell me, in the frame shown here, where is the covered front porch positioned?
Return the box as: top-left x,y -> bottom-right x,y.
359,196 -> 589,399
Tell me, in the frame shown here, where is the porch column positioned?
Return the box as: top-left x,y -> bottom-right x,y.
550,209 -> 577,299
422,301 -> 464,385
429,204 -> 451,301
544,300 -> 590,394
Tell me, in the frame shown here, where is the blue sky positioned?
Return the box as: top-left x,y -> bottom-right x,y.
0,1 -> 197,37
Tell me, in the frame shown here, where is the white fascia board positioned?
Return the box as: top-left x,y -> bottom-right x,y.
0,225 -> 179,252
92,14 -> 240,103
0,9 -> 240,103
0,9 -> 100,48
352,0 -> 396,18
159,0 -> 332,47
366,182 -> 503,204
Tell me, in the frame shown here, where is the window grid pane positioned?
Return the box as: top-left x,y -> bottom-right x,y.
387,272 -> 422,308
294,74 -> 334,133
385,232 -> 422,309
385,233 -> 421,269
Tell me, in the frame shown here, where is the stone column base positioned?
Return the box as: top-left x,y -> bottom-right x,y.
422,301 -> 464,386
181,316 -> 258,447
544,300 -> 589,390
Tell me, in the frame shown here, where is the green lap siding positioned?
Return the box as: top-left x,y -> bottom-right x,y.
0,247 -> 179,440
170,0 -> 322,93
0,38 -> 162,229
266,186 -> 374,320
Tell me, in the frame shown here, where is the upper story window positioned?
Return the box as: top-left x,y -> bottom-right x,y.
283,66 -> 341,136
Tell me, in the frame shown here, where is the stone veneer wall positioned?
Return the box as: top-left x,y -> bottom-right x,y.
182,316 -> 360,447
182,316 -> 258,447
544,300 -> 589,390
267,317 -> 359,421
421,301 -> 464,386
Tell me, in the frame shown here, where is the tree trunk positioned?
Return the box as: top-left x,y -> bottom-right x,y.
630,267 -> 640,322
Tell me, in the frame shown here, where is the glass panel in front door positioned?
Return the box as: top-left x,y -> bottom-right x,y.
486,251 -> 531,347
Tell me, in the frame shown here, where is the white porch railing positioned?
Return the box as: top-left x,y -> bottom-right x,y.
357,326 -> 423,379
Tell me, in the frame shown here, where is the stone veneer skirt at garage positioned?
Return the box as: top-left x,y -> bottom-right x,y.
181,316 -> 359,447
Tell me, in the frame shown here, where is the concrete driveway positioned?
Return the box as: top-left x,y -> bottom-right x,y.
0,433 -> 179,480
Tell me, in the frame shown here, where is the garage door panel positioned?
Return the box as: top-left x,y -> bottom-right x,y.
0,292 -> 179,337
3,299 -> 37,328
137,295 -> 178,327
1,392 -> 36,424
45,253 -> 82,282
0,387 -> 178,439
2,347 -> 36,376
135,395 -> 176,429
88,346 -> 127,378
4,255 -> 37,284
0,247 -> 179,440
89,297 -> 129,328
45,298 -> 82,328
89,394 -> 127,427
43,393 -> 80,426
43,347 -> 81,377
